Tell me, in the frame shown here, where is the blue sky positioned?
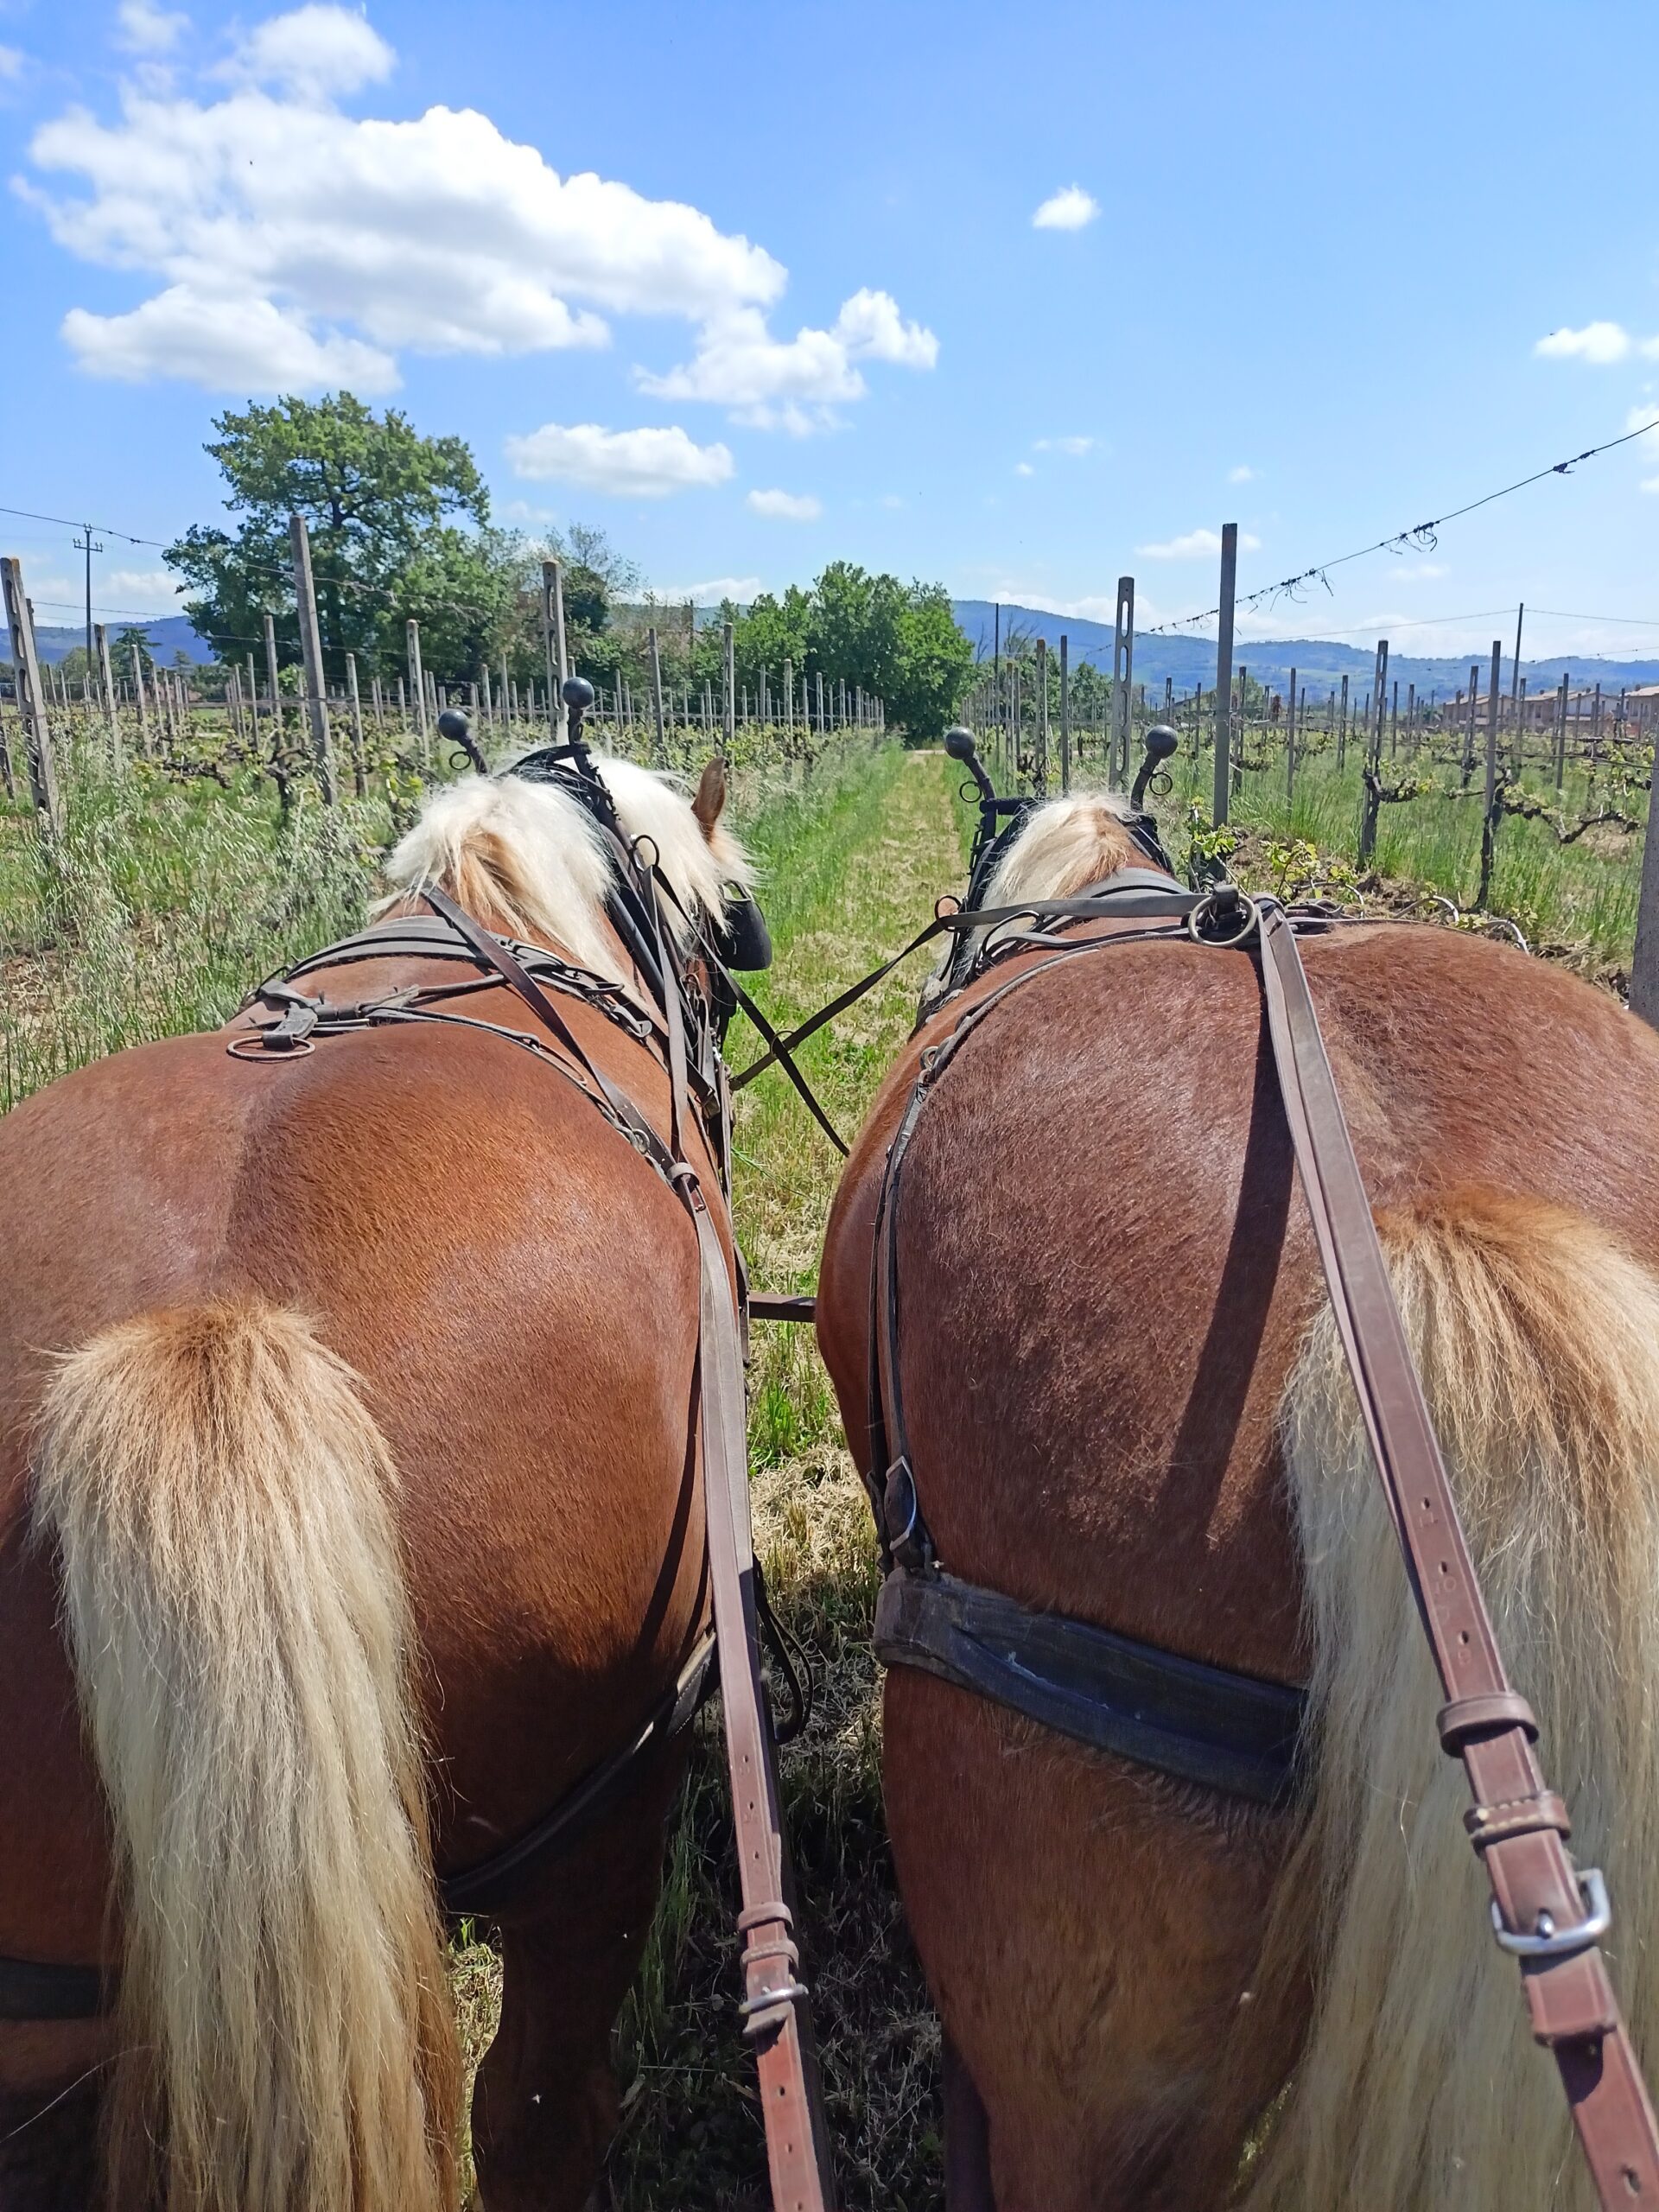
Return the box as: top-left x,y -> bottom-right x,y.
2,0 -> 1657,661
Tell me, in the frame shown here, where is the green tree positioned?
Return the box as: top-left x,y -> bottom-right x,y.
164,392 -> 489,683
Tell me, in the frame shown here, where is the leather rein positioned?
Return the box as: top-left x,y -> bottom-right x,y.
850,872 -> 1659,2206
4,790 -> 839,2209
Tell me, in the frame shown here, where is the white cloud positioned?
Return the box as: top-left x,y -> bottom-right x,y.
656,575 -> 763,606
1629,403 -> 1659,435
118,0 -> 188,54
1137,527 -> 1262,559
225,3 -> 393,98
1228,463 -> 1256,483
1535,321 -> 1635,364
0,43 -> 27,80
1013,461 -> 1034,477
24,6 -> 791,391
1032,185 -> 1099,232
1033,435 -> 1093,456
63,285 -> 399,389
637,287 -> 936,431
505,422 -> 734,499
832,287 -> 938,369
1641,477 -> 1659,494
880,493 -> 905,510
747,487 -> 821,521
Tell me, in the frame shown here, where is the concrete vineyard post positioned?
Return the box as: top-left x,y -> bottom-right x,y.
783,656 -> 795,755
722,622 -> 735,747
1555,673 -> 1569,791
407,620 -> 429,764
1463,664 -> 1479,786
543,560 -> 569,739
1212,525 -> 1237,824
0,558 -> 63,836
345,652 -> 367,798
1478,640 -> 1502,909
1287,664 -> 1297,803
263,612 -> 283,750
288,514 -> 338,804
1113,576 -> 1135,786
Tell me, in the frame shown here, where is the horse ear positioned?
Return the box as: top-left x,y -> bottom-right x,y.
691,757 -> 728,842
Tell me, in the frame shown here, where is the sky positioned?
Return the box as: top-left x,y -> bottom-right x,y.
2,0 -> 1658,663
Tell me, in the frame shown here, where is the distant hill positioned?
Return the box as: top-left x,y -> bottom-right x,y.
952,600 -> 1659,703
3,616 -> 213,668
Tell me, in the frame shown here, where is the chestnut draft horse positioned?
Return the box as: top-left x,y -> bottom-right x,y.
0,745 -> 760,2212
817,783 -> 1659,2212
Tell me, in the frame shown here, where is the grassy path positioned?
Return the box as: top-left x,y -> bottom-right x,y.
604,745 -> 968,2212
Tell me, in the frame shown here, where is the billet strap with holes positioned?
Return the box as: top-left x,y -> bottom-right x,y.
639,878 -> 837,2211
1255,897 -> 1659,2206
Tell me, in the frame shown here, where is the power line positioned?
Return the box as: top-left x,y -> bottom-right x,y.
1145,420 -> 1659,635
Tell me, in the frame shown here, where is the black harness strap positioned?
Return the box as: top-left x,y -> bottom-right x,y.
872,1571 -> 1303,1806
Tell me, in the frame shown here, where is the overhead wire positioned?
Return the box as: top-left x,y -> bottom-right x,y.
1145,420 -> 1659,635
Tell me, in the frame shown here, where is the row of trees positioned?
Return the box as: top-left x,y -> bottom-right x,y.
158,394 -> 975,739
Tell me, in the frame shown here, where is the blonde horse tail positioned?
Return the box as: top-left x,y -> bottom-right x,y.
1243,1189 -> 1659,2212
31,1300 -> 460,2212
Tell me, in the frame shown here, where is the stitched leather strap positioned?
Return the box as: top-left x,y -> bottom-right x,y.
1255,899 -> 1659,2204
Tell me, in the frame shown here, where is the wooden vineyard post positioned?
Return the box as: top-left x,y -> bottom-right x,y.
1555,672 -> 1569,791
289,515 -> 338,804
1058,633 -> 1071,793
0,558 -> 63,836
1631,743 -> 1659,1027
1212,526 -> 1237,824
345,652 -> 367,798
648,626 -> 668,766
1462,663 -> 1478,787
95,622 -> 121,766
543,560 -> 568,740
1034,638 -> 1049,797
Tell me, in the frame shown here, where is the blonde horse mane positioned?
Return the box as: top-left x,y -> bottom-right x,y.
1242,1189 -> 1659,2212
983,789 -> 1147,906
381,753 -> 753,983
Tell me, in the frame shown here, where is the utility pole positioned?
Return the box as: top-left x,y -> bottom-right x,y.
73,524 -> 103,664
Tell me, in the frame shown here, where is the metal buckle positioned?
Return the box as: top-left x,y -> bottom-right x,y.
1491,1866 -> 1611,1959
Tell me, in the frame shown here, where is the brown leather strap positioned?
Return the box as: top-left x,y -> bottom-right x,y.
1256,899 -> 1659,2206
683,1178 -> 836,2209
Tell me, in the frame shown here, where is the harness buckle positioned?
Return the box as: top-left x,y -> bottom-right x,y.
1491,1865 -> 1611,1961
882,1457 -> 937,1576
1186,887 -> 1261,950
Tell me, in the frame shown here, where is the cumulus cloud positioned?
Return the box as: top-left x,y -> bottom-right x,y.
1138,527 -> 1262,559
63,285 -> 398,389
225,3 -> 394,97
747,487 -> 821,521
1033,435 -> 1093,455
23,6 -> 933,416
1535,321 -> 1637,364
1013,461 -> 1034,477
1033,185 -> 1099,232
638,287 -> 936,431
24,5 -> 788,391
118,0 -> 189,53
1228,463 -> 1256,483
505,422 -> 734,498
0,43 -> 22,79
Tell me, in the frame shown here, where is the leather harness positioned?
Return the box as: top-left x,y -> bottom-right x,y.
857,870 -> 1659,2205
3,750 -> 839,2212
